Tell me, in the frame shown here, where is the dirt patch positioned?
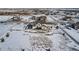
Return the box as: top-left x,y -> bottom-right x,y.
30,35 -> 52,51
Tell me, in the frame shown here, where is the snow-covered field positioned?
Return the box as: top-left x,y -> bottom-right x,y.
0,16 -> 13,21
0,15 -> 79,51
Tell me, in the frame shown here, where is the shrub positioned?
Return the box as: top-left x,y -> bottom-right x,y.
0,38 -> 5,42
21,49 -> 25,51
6,33 -> 9,37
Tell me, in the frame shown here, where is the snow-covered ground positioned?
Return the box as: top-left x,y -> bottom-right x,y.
0,23 -> 16,36
0,16 -> 13,21
0,15 -> 79,51
0,31 -> 31,51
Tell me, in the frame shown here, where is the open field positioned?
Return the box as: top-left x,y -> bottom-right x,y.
0,8 -> 79,51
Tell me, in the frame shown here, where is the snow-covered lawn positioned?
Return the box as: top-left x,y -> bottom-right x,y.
0,23 -> 16,36
0,31 -> 31,51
